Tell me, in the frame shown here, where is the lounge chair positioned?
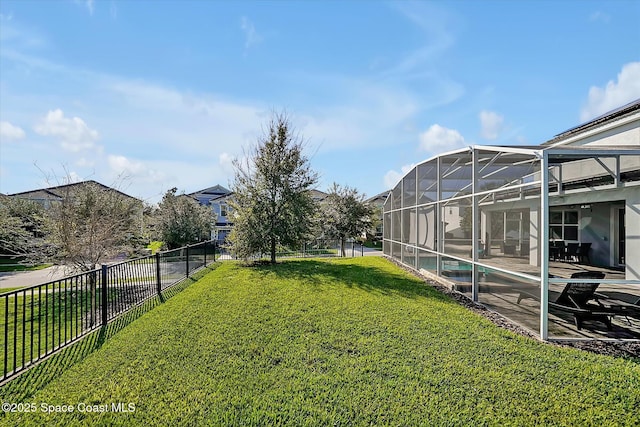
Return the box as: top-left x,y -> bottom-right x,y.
549,271 -> 610,330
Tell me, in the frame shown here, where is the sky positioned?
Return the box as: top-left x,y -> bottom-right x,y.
0,0 -> 639,204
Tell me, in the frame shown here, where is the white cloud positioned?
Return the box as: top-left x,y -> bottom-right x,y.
383,163 -> 416,189
419,124 -> 465,152
589,11 -> 611,24
0,121 -> 26,140
108,155 -> 147,176
240,16 -> 262,50
34,109 -> 99,152
479,110 -> 504,140
580,62 -> 640,122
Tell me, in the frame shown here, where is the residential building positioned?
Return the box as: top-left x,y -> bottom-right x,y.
188,185 -> 234,244
383,99 -> 640,341
9,180 -> 141,209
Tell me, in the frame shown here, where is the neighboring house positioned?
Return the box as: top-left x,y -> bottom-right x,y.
191,185 -> 329,244
188,185 -> 234,244
209,192 -> 235,244
309,189 -> 328,203
9,180 -> 142,209
188,185 -> 231,206
383,98 -> 640,341
366,190 -> 391,241
9,180 -> 146,237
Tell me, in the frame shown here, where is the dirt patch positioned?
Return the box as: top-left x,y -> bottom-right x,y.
387,257 -> 640,360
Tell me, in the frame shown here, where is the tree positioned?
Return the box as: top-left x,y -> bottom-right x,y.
320,183 -> 376,257
155,188 -> 214,249
0,195 -> 47,261
229,111 -> 318,263
45,181 -> 142,272
43,180 -> 143,327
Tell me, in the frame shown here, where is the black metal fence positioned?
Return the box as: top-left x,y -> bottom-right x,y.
214,239 -> 365,260
0,240 -> 216,383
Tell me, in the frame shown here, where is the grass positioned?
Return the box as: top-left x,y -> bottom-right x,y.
0,284 -> 97,376
0,287 -> 27,294
0,264 -> 53,273
1,257 -> 639,426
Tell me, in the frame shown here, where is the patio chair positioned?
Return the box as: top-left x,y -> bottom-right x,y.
577,242 -> 592,264
549,240 -> 565,261
564,243 -> 580,262
549,271 -> 609,330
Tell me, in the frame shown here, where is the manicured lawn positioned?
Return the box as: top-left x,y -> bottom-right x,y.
1,257 -> 638,426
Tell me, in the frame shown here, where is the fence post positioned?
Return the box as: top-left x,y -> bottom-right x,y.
101,265 -> 108,326
156,253 -> 161,296
186,245 -> 190,278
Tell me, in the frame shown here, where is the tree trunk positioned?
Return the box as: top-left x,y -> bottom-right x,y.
340,237 -> 345,257
270,237 -> 276,264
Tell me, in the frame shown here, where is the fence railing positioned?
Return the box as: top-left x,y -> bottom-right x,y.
0,240 -> 216,383
214,239 -> 365,260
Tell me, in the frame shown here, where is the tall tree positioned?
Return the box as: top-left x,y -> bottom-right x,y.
320,183 -> 376,257
155,188 -> 214,249
229,111 -> 318,263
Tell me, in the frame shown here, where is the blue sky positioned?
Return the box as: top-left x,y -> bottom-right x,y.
1,0 -> 639,203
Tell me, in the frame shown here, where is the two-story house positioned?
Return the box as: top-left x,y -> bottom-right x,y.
188,185 -> 234,243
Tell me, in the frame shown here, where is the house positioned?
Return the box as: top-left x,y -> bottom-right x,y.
8,180 -> 146,240
383,98 -> 640,341
309,189 -> 328,202
9,180 -> 142,208
188,185 -> 234,243
188,185 -> 231,206
366,190 -> 391,240
209,192 -> 235,244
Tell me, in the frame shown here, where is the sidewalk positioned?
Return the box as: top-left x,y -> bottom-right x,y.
0,266 -> 69,289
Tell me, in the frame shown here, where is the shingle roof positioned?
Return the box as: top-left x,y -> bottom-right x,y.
9,180 -> 140,201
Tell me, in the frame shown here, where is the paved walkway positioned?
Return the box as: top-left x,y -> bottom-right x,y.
0,267 -> 69,289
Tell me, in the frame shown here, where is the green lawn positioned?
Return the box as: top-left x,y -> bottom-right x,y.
1,257 -> 638,426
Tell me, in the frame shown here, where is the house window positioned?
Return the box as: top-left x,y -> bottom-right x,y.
550,210 -> 579,241
220,204 -> 227,217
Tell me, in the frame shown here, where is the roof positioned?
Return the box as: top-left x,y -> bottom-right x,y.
366,190 -> 391,203
543,98 -> 640,146
208,192 -> 235,203
188,185 -> 231,197
308,189 -> 328,200
9,180 -> 140,201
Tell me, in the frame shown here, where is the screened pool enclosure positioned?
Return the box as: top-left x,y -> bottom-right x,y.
383,145 -> 640,340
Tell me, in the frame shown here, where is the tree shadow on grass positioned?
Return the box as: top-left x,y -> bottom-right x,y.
0,264 -> 219,402
247,258 -> 455,303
